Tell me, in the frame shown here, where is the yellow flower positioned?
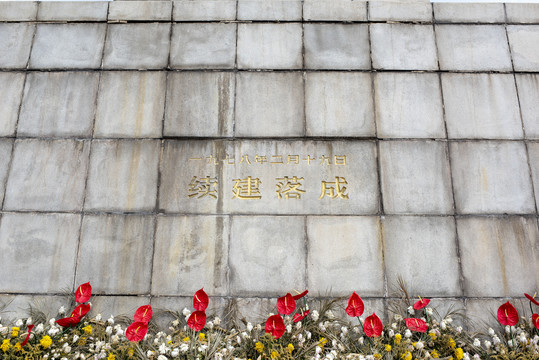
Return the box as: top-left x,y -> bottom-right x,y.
412,342 -> 417,348
448,338 -> 456,349
430,349 -> 439,358
1,339 -> 11,352
14,342 -> 21,350
455,348 -> 464,360
40,335 -> 53,349
374,353 -> 382,360
198,333 -> 206,342
11,327 -> 19,337
428,332 -> 437,340
183,337 -> 191,343
78,337 -> 87,346
401,351 -> 412,360
287,344 -> 294,353
394,334 -> 402,344
82,325 -> 92,334
127,348 -> 134,357
385,344 -> 392,352
270,351 -> 279,359
319,338 -> 328,347
107,354 -> 116,360
255,342 -> 264,353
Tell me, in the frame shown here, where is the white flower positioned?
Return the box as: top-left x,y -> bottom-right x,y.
107,316 -> 114,325
180,343 -> 189,353
391,323 -> 397,329
407,306 -> 415,315
73,335 -> 79,343
508,339 -> 515,348
441,320 -> 447,330
95,314 -> 102,321
456,326 -> 463,333
315,346 -> 322,354
286,324 -> 292,333
26,317 -> 33,325
463,353 -> 470,360
493,335 -> 501,345
64,345 -> 72,353
15,319 -> 23,327
106,326 -> 113,335
488,328 -> 496,336
35,323 -> 44,334
111,335 -> 119,343
172,319 -> 179,327
404,329 -> 412,338
48,326 -> 60,336
213,317 -> 221,326
319,323 -> 326,331
426,308 -> 433,316
519,333 -> 527,344
207,321 -> 214,329
296,322 -> 302,330
306,330 -> 312,339
446,317 -> 453,323
388,329 -> 394,337
358,337 -> 364,345
147,351 -> 154,357
415,340 -> 424,350
170,348 -> 179,358
484,340 -> 492,349
255,324 -> 262,331
246,322 -> 253,332
473,338 -> 481,347
58,306 -> 66,315
341,326 -> 348,335
326,310 -> 335,320
0,327 -> 8,336
312,310 -> 320,322
394,314 -> 403,321
158,354 -> 168,360
49,318 -> 56,326
159,343 -> 170,354
473,355 -> 481,360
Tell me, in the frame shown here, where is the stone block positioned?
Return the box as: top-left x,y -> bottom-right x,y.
0,140 -> 13,207
29,24 -> 105,69
449,141 -> 535,214
526,143 -> 539,209
0,2 -> 37,21
75,215 -> 155,295
369,1 -> 432,22
4,140 -> 90,211
380,141 -> 453,214
441,74 -> 522,139
436,25 -> 512,71
231,297 -> 280,324
173,0 -> 236,21
90,296 -> 150,319
304,24 -> 370,70
382,216 -> 461,297
229,216 -> 305,296
18,72 -> 99,137
235,72 -> 303,137
306,216 -> 384,296
149,296 -> 192,329
95,71 -> 165,138
433,3 -> 505,23
457,217 -> 538,297
507,25 -> 539,71
305,72 -> 375,137
0,72 -> 25,136
238,0 -> 302,20
374,72 -> 445,138
85,140 -> 160,212
170,23 -> 236,69
0,213 -> 80,293
237,24 -> 303,69
38,2 -> 108,21
103,24 -> 170,70
516,74 -> 539,139
109,1 -> 171,21
465,299 -> 526,330
164,72 -> 234,137
506,4 -> 539,24
0,23 -> 34,69
152,215 -> 229,296
0,295 -> 67,322
303,0 -> 367,21
370,24 -> 437,70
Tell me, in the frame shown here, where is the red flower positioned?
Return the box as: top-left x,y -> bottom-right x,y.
126,322 -> 148,342
21,325 -> 34,347
525,293 -> 539,306
413,297 -> 430,311
75,282 -> 92,303
187,311 -> 207,332
532,314 -> 539,330
498,301 -> 519,326
71,303 -> 91,319
265,314 -> 285,339
193,288 -> 209,312
293,310 -> 310,323
134,305 -> 153,324
345,292 -> 364,317
293,290 -> 308,301
363,312 -> 383,337
56,316 -> 81,327
405,318 -> 429,333
277,293 -> 296,315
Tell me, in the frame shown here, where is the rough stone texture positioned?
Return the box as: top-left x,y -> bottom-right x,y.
37,1 -> 108,21
450,141 -> 535,214
18,72 -> 100,137
516,74 -> 539,139
172,0 -> 236,21
303,0 -> 367,21
526,142 -> 539,210
0,140 -> 13,207
109,1 -> 171,21
165,72 -> 235,137
0,23 -> 34,69
90,296 -> 150,318
433,3 -> 505,23
441,74 -> 522,139
0,295 -> 67,323
0,2 -> 38,22
238,0 -> 302,20
369,1 -> 432,22
466,299 -> 526,329
507,25 -> 539,71
95,71 -> 166,138
506,4 -> 539,24
0,72 -> 25,137
4,140 -> 90,211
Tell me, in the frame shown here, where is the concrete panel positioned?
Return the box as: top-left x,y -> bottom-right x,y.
370,24 -> 437,70
29,24 -> 105,69
151,296 -> 227,329
170,23 -> 236,69
382,216 -> 461,297
38,1 -> 108,21
380,141 -> 453,214
465,299 -> 523,330
369,1 -> 432,22
0,2 -> 37,21
76,215 -> 155,295
0,140 -> 13,207
103,24 -> 170,70
433,3 -> 505,23
90,296 -> 150,319
4,140 -> 90,211
109,1 -> 171,21
0,72 -> 25,137
516,74 -> 539,139
237,24 -> 303,69
436,25 -> 512,71
18,72 -> 99,137
506,4 -> 539,24
95,71 -> 166,138
0,23 -> 34,69
305,72 -> 375,137
458,217 -> 539,297
507,25 -> 539,72
307,216 -> 384,296
235,72 -> 304,137
152,215 -> 229,296
450,141 -> 535,214
238,0 -> 302,20
303,0 -> 367,21
526,142 -> 539,209
441,74 -> 522,139
164,72 -> 234,137
0,213 -> 80,293
304,24 -> 370,70
85,140 -> 160,212
229,216 -> 305,296
375,72 -> 445,138
173,0 -> 236,21
0,295 -> 67,322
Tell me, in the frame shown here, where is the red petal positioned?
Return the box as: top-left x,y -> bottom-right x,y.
21,324 -> 34,347
345,292 -> 364,317
126,322 -> 148,342
532,314 -> 539,330
193,289 -> 209,312
498,301 -> 519,326
525,293 -> 539,306
413,298 -> 430,310
293,310 -> 310,323
187,311 -> 207,332
293,290 -> 309,301
405,318 -> 429,333
71,303 -> 91,319
134,305 -> 153,323
75,282 -> 92,303
364,312 -> 383,337
265,314 -> 285,339
56,316 -> 81,327
277,293 -> 296,315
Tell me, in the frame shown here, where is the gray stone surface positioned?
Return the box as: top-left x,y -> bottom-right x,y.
152,215 -> 229,296
506,4 -> 539,24
441,74 -> 522,139
76,215 -> 155,294
171,23 -> 236,69
0,213 -> 81,293
450,141 -> 535,214
90,296 -> 150,319
303,0 -> 367,21
382,216 -> 461,297
85,140 -> 160,211
172,0 -> 236,21
0,72 -> 25,137
235,72 -> 304,137
507,25 -> 539,71
18,72 -> 99,137
0,295 -> 67,322
238,0 -> 301,20
526,142 -> 539,209
103,24 -> 170,70
149,296 -> 192,329
4,140 -> 90,211
369,1 -> 432,22
433,3 -> 505,23
305,72 -> 375,137
38,1 -> 108,21
374,72 -> 445,139
95,71 -> 166,138
0,140 -> 13,207
465,299 -> 526,329
380,141 -> 453,215
304,24 -> 370,70
237,24 -> 302,69
307,216 -> 384,296
109,1 -> 171,21
30,24 -> 105,69
0,2 -> 37,22
516,74 -> 539,139
436,25 -> 512,71
0,23 -> 34,69
457,217 -> 539,297
164,72 -> 234,137
370,24 -> 437,70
